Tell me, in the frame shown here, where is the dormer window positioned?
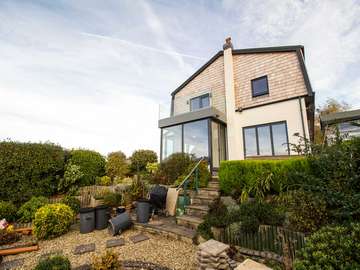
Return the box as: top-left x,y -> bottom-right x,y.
251,76 -> 269,97
190,93 -> 210,111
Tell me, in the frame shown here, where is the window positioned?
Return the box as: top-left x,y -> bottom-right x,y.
243,121 -> 289,157
190,94 -> 210,111
184,120 -> 209,159
251,76 -> 269,97
161,125 -> 182,159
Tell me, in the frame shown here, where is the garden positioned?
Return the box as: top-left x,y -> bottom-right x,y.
0,142 -> 205,269
197,135 -> 360,269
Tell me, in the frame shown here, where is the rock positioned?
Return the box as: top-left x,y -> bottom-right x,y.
73,243 -> 95,255
129,233 -> 150,243
0,258 -> 24,270
220,196 -> 237,207
198,239 -> 229,257
235,259 -> 272,270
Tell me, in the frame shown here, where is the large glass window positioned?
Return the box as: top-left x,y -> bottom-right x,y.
272,123 -> 289,155
161,125 -> 182,159
190,94 -> 210,111
184,120 -> 209,159
244,128 -> 257,156
243,121 -> 289,157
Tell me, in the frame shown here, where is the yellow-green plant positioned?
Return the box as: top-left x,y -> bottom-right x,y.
33,203 -> 74,239
92,250 -> 121,270
96,176 -> 112,186
146,162 -> 159,174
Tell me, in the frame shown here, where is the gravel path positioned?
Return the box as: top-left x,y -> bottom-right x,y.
2,227 -> 197,270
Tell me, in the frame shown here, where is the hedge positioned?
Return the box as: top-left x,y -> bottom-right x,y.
218,158 -> 310,196
0,141 -> 65,205
68,149 -> 106,186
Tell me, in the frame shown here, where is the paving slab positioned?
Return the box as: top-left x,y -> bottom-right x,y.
129,234 -> 150,244
0,258 -> 24,270
73,243 -> 95,255
106,238 -> 125,248
198,239 -> 229,257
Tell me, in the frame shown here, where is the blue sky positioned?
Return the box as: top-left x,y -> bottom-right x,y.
0,0 -> 359,156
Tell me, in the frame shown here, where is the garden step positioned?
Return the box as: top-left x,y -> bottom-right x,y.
197,188 -> 220,197
208,183 -> 220,190
192,195 -> 216,205
185,204 -> 209,218
176,215 -> 203,230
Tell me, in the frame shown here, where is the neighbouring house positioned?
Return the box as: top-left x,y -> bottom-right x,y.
158,38 -> 315,170
320,109 -> 360,141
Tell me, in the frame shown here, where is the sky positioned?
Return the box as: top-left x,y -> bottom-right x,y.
0,0 -> 359,157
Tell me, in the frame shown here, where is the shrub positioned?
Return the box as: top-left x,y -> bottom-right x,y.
68,149 -> 106,186
285,190 -> 328,233
130,149 -> 157,173
129,176 -> 148,201
58,163 -> 83,193
294,223 -> 360,269
106,151 -> 129,180
159,153 -> 192,185
197,220 -> 214,240
218,158 -> 310,197
33,203 -> 74,239
34,255 -> 71,270
96,176 -> 112,186
92,250 -> 121,270
0,141 -> 65,205
103,192 -> 122,207
61,195 -> 80,213
235,201 -> 285,233
17,196 -> 48,223
0,201 -> 17,222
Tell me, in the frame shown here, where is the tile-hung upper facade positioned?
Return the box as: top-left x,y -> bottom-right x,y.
160,38 -> 314,164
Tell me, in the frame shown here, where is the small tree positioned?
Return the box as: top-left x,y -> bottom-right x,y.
314,98 -> 350,144
58,163 -> 83,193
129,149 -> 157,173
105,151 -> 129,180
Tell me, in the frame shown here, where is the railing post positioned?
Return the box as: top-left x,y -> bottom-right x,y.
195,166 -> 199,193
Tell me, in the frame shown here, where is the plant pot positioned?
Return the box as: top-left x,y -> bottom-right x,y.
211,226 -> 225,241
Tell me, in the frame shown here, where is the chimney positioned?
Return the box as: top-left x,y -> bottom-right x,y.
223,37 -> 233,50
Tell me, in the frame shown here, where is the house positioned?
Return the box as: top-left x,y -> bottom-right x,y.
158,38 -> 315,170
320,109 -> 360,140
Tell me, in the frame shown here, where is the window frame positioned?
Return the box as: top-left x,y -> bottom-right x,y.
242,121 -> 290,158
190,93 -> 210,111
251,75 -> 269,97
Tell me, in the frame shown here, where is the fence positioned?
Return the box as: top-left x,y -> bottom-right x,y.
221,224 -> 305,261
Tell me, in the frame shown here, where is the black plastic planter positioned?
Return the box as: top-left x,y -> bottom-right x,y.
136,199 -> 151,223
95,205 -> 110,230
79,207 -> 95,234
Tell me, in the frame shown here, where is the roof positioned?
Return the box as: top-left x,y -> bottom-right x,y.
320,109 -> 360,126
158,106 -> 226,128
171,45 -> 313,97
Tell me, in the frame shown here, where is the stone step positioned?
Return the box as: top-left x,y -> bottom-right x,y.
192,195 -> 216,205
185,204 -> 209,218
211,175 -> 219,180
208,181 -> 220,189
197,188 -> 220,197
176,215 -> 204,230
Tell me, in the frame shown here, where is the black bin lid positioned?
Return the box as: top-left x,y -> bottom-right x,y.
95,205 -> 109,210
79,207 -> 95,213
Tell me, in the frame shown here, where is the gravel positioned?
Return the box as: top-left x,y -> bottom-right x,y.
2,226 -> 197,270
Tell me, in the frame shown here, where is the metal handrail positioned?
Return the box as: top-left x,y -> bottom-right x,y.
176,157 -> 205,191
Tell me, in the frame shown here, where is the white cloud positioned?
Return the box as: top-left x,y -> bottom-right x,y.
0,0 -> 359,156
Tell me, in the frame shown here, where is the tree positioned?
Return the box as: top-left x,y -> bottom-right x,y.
105,151 -> 129,180
129,149 -> 157,173
314,98 -> 350,144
